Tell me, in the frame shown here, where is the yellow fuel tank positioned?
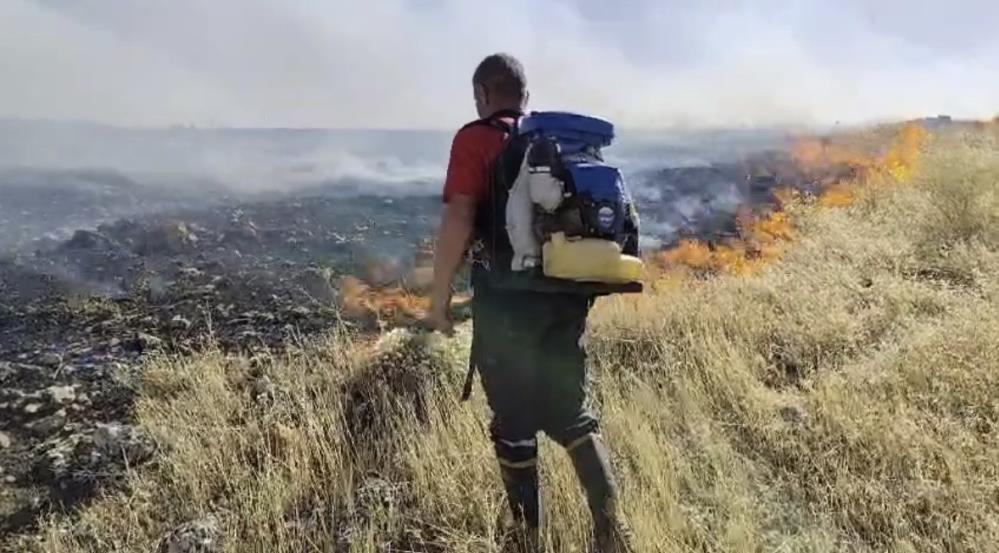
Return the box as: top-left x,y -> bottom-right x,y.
542,232 -> 644,283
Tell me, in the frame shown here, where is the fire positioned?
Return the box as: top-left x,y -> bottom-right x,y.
817,183 -> 854,208
790,136 -> 877,176
337,261 -> 470,326
652,208 -> 792,277
814,122 -> 927,204
338,275 -> 430,323
745,209 -> 793,243
652,122 -> 928,277
334,239 -> 448,325
881,123 -> 928,182
337,123 -> 931,317
659,239 -> 713,270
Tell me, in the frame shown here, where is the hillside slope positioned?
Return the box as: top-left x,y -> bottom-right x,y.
20,126 -> 999,552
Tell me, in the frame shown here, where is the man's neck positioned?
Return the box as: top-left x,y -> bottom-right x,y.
486,105 -> 523,118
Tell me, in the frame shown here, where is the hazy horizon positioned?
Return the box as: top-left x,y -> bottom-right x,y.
0,115 -> 805,133
3,1 -> 998,130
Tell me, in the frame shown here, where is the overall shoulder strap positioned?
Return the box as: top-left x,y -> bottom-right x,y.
487,109 -> 523,134
459,109 -> 524,134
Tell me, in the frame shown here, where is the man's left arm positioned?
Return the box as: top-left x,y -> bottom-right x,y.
426,128 -> 486,334
427,194 -> 476,334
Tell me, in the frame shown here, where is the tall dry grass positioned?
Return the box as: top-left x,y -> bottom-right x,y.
30,127 -> 999,552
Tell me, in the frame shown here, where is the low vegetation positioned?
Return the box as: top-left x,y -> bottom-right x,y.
28,126 -> 999,552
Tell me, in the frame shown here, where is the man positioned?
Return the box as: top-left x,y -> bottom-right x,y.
426,53 -> 632,552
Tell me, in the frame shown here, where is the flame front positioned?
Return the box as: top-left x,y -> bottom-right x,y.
653,122 -> 928,276
336,123 -> 931,322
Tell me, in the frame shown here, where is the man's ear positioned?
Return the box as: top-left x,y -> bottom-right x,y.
474,83 -> 490,106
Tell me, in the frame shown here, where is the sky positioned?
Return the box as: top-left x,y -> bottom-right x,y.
2,0 -> 998,129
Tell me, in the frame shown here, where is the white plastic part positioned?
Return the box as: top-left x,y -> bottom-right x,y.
528,169 -> 564,212
506,149 -> 540,271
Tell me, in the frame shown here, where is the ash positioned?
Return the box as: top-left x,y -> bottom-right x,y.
0,181 -> 438,538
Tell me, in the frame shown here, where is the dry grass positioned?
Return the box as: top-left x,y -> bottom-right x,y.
31,127 -> 999,552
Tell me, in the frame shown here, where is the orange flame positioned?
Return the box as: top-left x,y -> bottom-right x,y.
790,136 -> 877,175
652,123 -> 928,277
881,123 -> 928,182
817,183 -> 854,208
815,122 -> 927,205
338,276 -> 430,323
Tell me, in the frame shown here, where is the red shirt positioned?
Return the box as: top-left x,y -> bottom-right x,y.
442,117 -> 514,203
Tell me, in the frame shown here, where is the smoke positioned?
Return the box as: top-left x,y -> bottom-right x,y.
3,0 -> 998,129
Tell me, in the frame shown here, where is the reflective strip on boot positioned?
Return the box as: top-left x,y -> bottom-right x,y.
498,458 -> 542,529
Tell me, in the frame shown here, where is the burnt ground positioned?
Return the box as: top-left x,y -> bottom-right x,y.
0,151 -> 812,545
0,185 -> 440,543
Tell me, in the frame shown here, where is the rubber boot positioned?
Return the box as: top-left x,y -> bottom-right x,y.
567,434 -> 634,553
499,462 -> 542,552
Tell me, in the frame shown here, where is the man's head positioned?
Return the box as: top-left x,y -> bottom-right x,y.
472,53 -> 528,118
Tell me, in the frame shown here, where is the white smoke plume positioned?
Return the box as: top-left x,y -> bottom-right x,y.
2,0 -> 998,130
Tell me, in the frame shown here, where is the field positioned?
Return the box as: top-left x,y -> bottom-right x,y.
22,124 -> 999,552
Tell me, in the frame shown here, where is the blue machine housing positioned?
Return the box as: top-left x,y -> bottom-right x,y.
518,111 -> 615,154
565,163 -> 628,237
519,111 -> 630,241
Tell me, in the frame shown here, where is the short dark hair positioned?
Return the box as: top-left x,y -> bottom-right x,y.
473,53 -> 527,104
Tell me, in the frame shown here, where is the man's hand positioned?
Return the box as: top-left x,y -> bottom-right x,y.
425,194 -> 476,336
425,291 -> 455,335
